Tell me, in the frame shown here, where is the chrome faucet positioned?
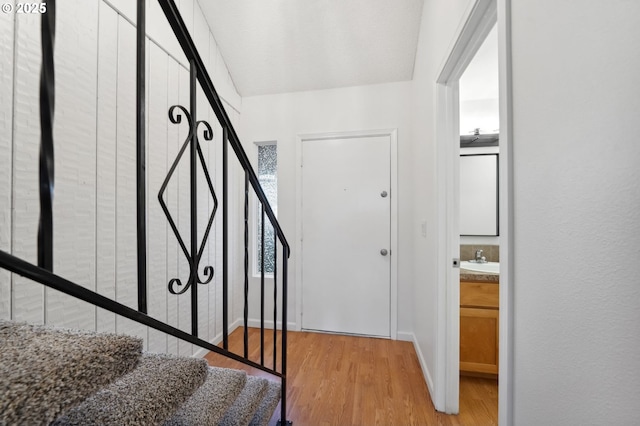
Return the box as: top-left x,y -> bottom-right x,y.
474,249 -> 486,263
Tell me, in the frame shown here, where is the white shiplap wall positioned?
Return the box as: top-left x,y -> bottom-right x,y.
48,0 -> 99,330
11,9 -> 42,325
0,6 -> 14,322
0,5 -> 13,321
0,0 -> 244,356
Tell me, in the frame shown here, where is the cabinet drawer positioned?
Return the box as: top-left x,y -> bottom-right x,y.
460,282 -> 499,308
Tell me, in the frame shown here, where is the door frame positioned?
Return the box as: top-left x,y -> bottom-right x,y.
434,0 -> 514,422
295,129 -> 398,339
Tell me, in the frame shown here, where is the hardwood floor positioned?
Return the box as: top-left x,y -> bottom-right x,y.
205,328 -> 497,425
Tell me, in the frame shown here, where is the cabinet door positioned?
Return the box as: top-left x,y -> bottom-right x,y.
460,307 -> 499,375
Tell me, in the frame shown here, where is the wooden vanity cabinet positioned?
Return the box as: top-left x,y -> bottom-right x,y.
460,280 -> 499,377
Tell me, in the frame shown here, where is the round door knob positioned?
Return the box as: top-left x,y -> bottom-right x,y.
381,191 -> 388,198
380,249 -> 388,256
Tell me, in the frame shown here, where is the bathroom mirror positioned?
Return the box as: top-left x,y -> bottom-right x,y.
460,153 -> 499,236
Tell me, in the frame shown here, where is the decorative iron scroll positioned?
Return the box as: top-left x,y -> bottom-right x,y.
158,105 -> 218,295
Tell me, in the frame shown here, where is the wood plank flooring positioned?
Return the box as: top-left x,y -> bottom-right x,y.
205,328 -> 497,425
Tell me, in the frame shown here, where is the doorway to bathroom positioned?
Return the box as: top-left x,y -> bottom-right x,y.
458,22 -> 500,421
434,0 -> 513,423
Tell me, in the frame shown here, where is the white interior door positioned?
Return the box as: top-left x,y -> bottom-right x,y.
301,135 -> 391,337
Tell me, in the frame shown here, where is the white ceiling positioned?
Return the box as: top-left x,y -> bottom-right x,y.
198,0 -> 425,97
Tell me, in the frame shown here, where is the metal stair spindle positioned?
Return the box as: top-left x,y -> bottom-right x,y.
136,0 -> 147,314
244,171 -> 249,358
190,60 -> 198,337
38,0 -> 55,272
280,246 -> 289,425
260,204 -> 265,366
222,126 -> 229,350
273,234 -> 277,371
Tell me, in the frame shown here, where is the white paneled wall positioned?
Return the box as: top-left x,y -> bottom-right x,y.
96,1 -> 119,334
166,57 -> 181,354
176,63 -> 192,356
147,41 -> 169,353
115,13 -> 146,343
12,11 -> 42,324
0,9 -> 13,319
0,0 -> 244,357
48,0 -> 99,330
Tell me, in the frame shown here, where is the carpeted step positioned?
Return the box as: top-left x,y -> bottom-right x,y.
218,375 -> 269,426
163,367 -> 247,426
0,320 -> 142,425
52,353 -> 208,425
249,380 -> 282,426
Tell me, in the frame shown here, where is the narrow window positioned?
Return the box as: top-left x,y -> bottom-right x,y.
255,143 -> 277,275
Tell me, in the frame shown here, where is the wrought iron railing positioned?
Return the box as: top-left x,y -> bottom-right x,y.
0,0 -> 291,424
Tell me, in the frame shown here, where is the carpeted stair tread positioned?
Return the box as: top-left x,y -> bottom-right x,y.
163,367 -> 247,426
218,375 -> 269,426
52,353 -> 208,426
0,319 -> 142,425
249,380 -> 282,426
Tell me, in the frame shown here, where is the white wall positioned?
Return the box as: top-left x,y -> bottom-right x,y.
510,1 -> 640,423
239,81 -> 414,335
414,1 -> 640,421
410,0 -> 473,406
0,5 -> 12,321
460,98 -> 499,136
0,0 -> 244,357
459,24 -> 499,135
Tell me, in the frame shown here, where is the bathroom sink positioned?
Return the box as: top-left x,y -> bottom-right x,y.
460,261 -> 499,274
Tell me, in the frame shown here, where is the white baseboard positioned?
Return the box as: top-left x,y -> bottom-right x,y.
396,331 -> 414,342
192,317 -> 297,358
406,332 -> 436,404
192,318 -> 242,359
247,318 -> 297,331
192,345 -> 209,359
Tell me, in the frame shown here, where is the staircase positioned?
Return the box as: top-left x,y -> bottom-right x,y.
0,0 -> 291,424
0,320 -> 281,425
